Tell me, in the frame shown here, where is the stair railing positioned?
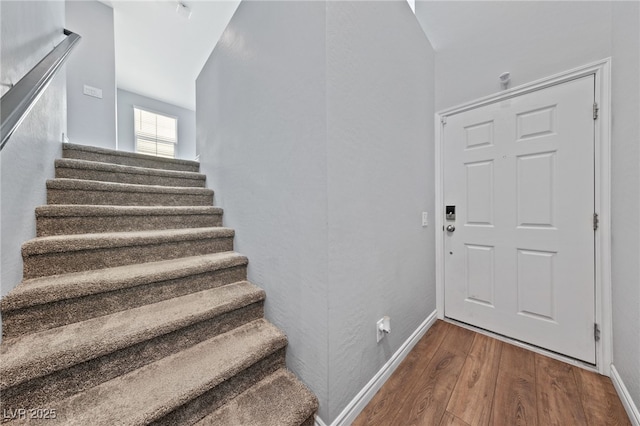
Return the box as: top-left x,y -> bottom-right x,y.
0,29 -> 81,151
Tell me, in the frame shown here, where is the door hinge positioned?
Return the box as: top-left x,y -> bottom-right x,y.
441,116 -> 447,125
593,102 -> 599,120
593,213 -> 599,231
594,323 -> 601,341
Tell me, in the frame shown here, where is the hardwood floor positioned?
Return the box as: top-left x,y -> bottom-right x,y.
353,320 -> 631,426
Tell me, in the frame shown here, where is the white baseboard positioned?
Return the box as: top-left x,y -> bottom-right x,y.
314,416 -> 328,426
314,310 -> 438,426
610,364 -> 640,426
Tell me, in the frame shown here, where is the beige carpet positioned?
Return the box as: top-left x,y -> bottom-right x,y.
0,143 -> 318,425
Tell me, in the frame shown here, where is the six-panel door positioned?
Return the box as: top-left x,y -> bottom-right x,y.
443,75 -> 596,364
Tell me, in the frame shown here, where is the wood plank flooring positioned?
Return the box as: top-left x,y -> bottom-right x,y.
354,320 -> 631,426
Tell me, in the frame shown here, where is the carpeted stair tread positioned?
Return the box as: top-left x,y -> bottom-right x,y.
2,252 -> 248,312
35,204 -> 222,218
35,205 -> 224,236
196,368 -> 319,426
0,282 -> 266,390
47,178 -> 213,195
55,158 -> 207,187
17,319 -> 287,425
62,143 -> 200,172
22,227 -> 234,256
21,227 -> 235,279
47,178 -> 214,206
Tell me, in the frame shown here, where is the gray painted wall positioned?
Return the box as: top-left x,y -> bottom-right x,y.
196,1 -> 435,422
416,0 -> 640,411
197,0 -> 330,418
416,1 -> 613,111
325,1 -> 435,420
66,0 -> 116,149
611,1 -> 640,411
117,89 -> 196,160
0,1 -> 66,300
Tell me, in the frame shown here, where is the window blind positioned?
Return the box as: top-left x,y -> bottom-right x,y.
134,107 -> 177,158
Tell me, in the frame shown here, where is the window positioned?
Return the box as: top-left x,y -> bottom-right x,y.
134,107 -> 177,158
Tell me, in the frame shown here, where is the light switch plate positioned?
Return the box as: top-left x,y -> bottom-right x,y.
422,212 -> 428,227
83,85 -> 103,99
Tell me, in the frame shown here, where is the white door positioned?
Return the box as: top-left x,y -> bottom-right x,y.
443,75 -> 596,363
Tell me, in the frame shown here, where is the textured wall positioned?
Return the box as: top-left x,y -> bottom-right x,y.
325,1 -> 435,421
196,1 -> 330,419
611,0 -> 640,411
117,89 -> 196,160
0,1 -> 66,300
416,1 -> 612,111
197,1 -> 435,423
66,0 -> 116,149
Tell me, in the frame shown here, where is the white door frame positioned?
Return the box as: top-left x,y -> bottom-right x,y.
435,58 -> 612,375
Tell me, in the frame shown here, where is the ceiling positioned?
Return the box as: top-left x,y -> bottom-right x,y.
101,0 -> 240,111
103,1 -> 575,111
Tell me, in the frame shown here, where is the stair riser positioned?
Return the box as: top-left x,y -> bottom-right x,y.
1,303 -> 265,411
55,167 -> 206,188
23,237 -> 234,279
47,188 -> 213,206
63,149 -> 199,172
150,348 -> 287,426
3,265 -> 247,339
37,213 -> 223,237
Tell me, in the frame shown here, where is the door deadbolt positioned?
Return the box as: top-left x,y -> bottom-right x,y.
446,224 -> 456,232
446,205 -> 456,221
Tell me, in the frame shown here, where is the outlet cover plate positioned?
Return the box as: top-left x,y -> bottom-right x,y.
376,316 -> 391,343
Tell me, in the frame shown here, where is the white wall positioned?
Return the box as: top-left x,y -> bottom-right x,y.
117,89 -> 196,160
325,1 -> 435,420
197,1 -> 435,422
0,1 -> 66,300
197,0 -> 330,418
416,0 -> 640,412
611,1 -> 640,411
416,1 -> 613,111
66,0 -> 116,149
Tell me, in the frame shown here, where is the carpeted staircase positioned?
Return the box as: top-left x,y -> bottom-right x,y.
0,143 -> 318,425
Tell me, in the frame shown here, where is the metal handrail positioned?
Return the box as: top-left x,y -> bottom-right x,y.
0,29 -> 81,151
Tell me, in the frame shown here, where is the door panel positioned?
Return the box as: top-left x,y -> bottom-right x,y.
466,161 -> 494,225
465,243 -> 495,306
444,76 -> 596,363
516,248 -> 556,321
516,152 -> 555,228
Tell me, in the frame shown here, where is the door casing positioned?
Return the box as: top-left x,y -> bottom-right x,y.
434,58 -> 612,375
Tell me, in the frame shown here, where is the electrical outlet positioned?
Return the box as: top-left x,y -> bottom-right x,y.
376,316 -> 391,343
422,212 -> 428,227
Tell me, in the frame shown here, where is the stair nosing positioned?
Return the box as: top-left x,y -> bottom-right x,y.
46,178 -> 214,195
1,252 -> 248,311
55,158 -> 206,180
0,282 -> 267,390
21,227 -> 234,256
35,205 -> 223,218
62,143 -> 200,167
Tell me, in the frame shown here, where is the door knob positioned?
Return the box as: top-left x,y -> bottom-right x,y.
446,224 -> 455,232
